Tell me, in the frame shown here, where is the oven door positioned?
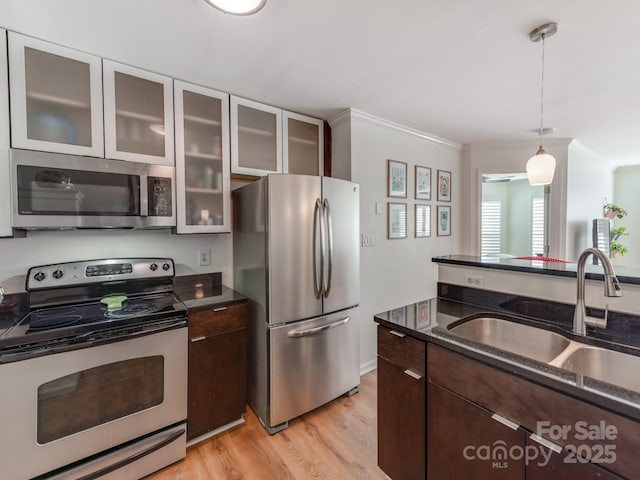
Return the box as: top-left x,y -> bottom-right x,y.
10,149 -> 175,229
0,327 -> 187,480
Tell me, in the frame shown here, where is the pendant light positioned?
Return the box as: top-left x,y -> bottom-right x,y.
203,0 -> 266,15
526,22 -> 558,186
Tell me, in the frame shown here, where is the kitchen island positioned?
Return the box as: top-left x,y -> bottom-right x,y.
375,287 -> 640,480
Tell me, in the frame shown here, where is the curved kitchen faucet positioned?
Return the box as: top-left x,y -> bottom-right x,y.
573,247 -> 623,335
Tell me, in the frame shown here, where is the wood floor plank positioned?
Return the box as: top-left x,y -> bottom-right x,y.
145,370 -> 386,480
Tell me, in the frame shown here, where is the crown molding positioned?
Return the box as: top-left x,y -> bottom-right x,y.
328,108 -> 462,150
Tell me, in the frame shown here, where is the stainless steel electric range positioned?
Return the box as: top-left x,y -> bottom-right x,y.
0,258 -> 188,480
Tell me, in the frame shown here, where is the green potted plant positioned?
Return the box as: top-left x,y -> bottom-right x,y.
603,203 -> 627,219
610,226 -> 629,257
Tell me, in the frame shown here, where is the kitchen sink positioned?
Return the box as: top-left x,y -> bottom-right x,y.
559,346 -> 640,391
448,316 -> 571,363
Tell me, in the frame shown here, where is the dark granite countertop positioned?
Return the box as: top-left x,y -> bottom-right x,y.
173,273 -> 246,312
433,254 -> 640,285
374,296 -> 640,422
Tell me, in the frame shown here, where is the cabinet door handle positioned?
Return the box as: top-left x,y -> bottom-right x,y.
213,306 -> 228,312
491,413 -> 519,431
389,330 -> 406,338
529,433 -> 563,453
190,335 -> 207,342
403,369 -> 422,380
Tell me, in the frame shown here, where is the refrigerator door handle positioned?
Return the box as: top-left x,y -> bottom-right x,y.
322,198 -> 334,297
287,317 -> 350,338
313,198 -> 324,299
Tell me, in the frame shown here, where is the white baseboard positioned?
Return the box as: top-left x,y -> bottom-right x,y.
360,358 -> 377,376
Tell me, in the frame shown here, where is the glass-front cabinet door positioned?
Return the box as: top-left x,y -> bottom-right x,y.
283,111 -> 324,176
8,32 -> 104,157
103,60 -> 174,165
230,96 -> 282,176
0,29 -> 11,237
174,80 -> 230,233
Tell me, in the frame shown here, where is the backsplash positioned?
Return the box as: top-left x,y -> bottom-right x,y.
438,283 -> 640,348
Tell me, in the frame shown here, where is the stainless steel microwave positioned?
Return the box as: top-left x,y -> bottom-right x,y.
10,149 -> 175,229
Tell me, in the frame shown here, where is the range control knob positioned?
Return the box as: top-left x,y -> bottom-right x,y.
34,271 -> 46,282
149,263 -> 158,272
162,263 -> 171,271
52,269 -> 64,279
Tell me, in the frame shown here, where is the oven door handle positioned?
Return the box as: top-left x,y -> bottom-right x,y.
75,427 -> 186,480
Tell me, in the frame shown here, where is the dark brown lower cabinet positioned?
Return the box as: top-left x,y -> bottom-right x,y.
427,382 -> 525,479
187,303 -> 247,440
378,357 -> 425,480
377,326 -> 426,480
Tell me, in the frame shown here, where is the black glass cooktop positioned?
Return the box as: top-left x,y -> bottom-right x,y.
0,293 -> 187,349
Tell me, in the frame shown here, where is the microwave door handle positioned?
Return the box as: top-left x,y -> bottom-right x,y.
139,174 -> 149,217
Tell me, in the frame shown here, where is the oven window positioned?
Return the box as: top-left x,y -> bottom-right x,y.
17,165 -> 140,215
37,356 -> 164,444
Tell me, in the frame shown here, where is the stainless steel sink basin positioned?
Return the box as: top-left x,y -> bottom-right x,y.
559,347 -> 640,391
448,317 -> 571,363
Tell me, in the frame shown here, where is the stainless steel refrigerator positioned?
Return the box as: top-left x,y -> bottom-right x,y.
233,174 -> 360,434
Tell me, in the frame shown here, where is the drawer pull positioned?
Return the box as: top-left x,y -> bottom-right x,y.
403,369 -> 422,380
491,413 -> 519,431
190,335 -> 207,342
213,306 -> 228,312
529,433 -> 563,453
389,330 -> 406,338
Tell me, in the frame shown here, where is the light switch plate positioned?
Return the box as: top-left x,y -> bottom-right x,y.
375,202 -> 384,215
362,233 -> 376,247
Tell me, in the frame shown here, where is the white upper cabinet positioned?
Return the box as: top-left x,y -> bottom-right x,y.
231,96 -> 282,176
103,60 -> 174,165
174,80 -> 230,233
0,29 -> 12,237
8,32 -> 104,157
283,111 -> 324,176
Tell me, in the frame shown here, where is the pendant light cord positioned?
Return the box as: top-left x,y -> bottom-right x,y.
539,33 -> 546,146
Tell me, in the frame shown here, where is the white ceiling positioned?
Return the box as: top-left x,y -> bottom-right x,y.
3,0 -> 640,166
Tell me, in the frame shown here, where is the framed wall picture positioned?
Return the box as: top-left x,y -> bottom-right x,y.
388,202 -> 407,239
387,159 -> 407,198
415,166 -> 431,200
437,205 -> 451,236
415,204 -> 431,237
437,169 -> 452,202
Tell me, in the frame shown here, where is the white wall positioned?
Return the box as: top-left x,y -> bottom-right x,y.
0,230 -> 232,293
613,165 -> 640,268
566,141 -> 614,262
461,138 -> 571,260
330,109 -> 463,370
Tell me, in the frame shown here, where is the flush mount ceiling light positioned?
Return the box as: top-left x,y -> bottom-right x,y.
203,0 -> 266,15
526,22 -> 558,186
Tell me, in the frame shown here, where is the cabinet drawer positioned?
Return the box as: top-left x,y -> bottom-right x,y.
427,344 -> 640,480
188,302 -> 247,339
378,326 -> 425,376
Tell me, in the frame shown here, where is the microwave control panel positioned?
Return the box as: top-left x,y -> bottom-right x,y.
148,177 -> 172,217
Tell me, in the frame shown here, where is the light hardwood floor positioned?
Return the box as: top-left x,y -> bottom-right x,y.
146,370 -> 386,480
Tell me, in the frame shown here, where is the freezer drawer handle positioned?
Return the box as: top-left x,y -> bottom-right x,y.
287,316 -> 350,338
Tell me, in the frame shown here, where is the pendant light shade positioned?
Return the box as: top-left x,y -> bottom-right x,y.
204,0 -> 266,15
527,22 -> 558,186
526,146 -> 556,185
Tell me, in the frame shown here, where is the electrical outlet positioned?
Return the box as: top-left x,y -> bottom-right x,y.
464,274 -> 484,287
361,233 -> 376,247
198,249 -> 211,266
